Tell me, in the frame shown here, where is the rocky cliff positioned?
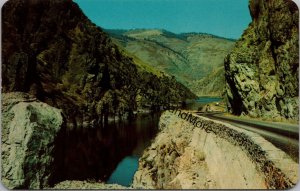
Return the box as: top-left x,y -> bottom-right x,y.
224,0 -> 299,120
1,92 -> 63,189
2,0 -> 195,128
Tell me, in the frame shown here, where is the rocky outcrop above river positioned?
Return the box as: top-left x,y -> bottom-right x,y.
133,111 -> 298,189
1,92 -> 63,189
224,0 -> 299,120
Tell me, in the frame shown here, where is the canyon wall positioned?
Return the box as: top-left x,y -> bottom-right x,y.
2,0 -> 195,128
224,0 -> 299,120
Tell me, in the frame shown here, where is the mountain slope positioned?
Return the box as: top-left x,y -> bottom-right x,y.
224,0 -> 299,120
2,0 -> 196,128
192,67 -> 225,96
107,29 -> 235,96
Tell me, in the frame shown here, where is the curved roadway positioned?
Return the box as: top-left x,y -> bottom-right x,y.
196,112 -> 299,162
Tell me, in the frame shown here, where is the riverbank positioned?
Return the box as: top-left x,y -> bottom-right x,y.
49,180 -> 130,189
2,93 -> 297,189
1,92 -> 160,189
132,111 -> 298,189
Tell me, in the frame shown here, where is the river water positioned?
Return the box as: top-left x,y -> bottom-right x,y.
53,97 -> 222,187
186,96 -> 222,110
106,113 -> 160,186
53,113 -> 160,186
106,97 -> 222,186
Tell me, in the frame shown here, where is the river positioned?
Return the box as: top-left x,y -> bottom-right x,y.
186,96 -> 223,110
52,113 -> 160,186
52,97 -> 222,187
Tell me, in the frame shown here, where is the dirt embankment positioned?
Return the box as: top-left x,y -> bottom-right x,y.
132,111 -> 298,189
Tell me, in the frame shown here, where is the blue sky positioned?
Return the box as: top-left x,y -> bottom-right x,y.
74,0 -> 252,39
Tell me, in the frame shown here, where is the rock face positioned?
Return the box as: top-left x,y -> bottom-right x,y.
1,92 -> 63,189
133,111 -> 298,189
225,0 -> 299,120
2,0 -> 195,128
133,112 -> 215,189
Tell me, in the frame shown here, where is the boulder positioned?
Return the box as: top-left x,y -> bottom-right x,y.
1,92 -> 63,189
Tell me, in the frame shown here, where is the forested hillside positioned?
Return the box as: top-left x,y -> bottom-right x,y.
2,0 -> 196,128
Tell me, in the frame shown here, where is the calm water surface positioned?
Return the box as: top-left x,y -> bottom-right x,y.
107,156 -> 139,186
186,97 -> 223,110
53,113 -> 160,187
53,97 -> 222,186
105,97 -> 223,186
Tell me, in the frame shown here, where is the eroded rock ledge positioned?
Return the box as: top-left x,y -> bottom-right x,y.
133,111 -> 298,189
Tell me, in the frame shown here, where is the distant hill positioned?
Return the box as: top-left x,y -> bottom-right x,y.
192,66 -> 225,96
106,29 -> 235,96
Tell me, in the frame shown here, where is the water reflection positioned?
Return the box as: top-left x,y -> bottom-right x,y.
53,113 -> 160,184
107,156 -> 139,186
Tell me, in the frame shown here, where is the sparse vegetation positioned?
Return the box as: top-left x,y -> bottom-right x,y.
106,29 -> 235,96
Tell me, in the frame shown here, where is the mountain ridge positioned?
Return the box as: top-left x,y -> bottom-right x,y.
106,28 -> 236,96
105,28 -> 237,42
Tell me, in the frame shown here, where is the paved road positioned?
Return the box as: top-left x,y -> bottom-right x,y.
196,112 -> 299,162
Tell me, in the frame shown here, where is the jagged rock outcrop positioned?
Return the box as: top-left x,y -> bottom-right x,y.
1,92 -> 63,189
225,0 -> 299,120
2,0 -> 195,128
